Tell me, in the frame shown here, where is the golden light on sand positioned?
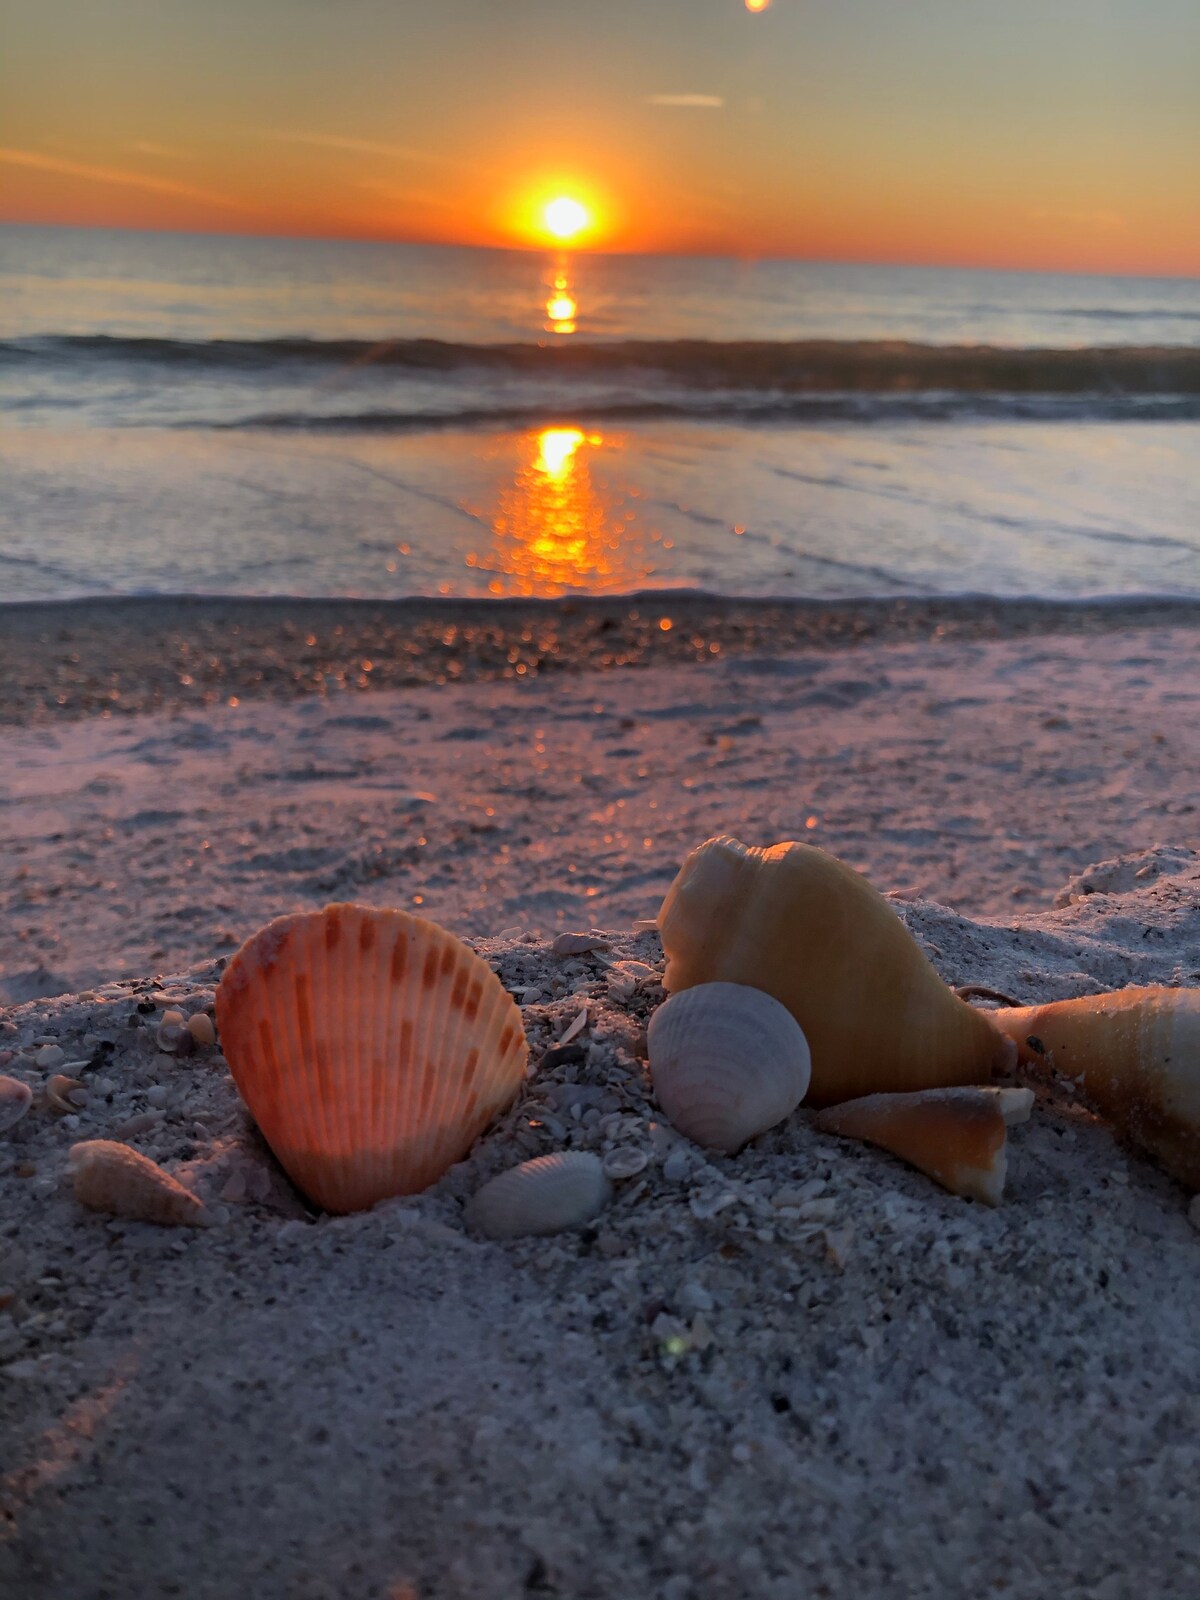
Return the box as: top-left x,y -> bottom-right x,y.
468,427 -> 647,596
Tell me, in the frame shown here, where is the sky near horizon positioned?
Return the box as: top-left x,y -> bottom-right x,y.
2,0 -> 1198,274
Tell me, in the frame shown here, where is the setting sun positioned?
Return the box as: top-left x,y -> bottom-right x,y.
543,196 -> 590,241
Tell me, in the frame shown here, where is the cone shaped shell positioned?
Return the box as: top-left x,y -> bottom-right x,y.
815,1086 -> 1032,1205
70,1140 -> 207,1226
215,904 -> 528,1213
466,1152 -> 611,1239
991,986 -> 1200,1189
657,836 -> 1013,1106
647,982 -> 811,1152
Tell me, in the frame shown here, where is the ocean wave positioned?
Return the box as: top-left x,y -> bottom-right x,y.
202,394 -> 1200,430
4,334 -> 1200,395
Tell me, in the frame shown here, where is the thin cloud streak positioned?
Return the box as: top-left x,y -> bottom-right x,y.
261,130 -> 472,169
126,140 -> 193,161
1030,207 -> 1127,228
645,94 -> 725,108
0,148 -> 246,208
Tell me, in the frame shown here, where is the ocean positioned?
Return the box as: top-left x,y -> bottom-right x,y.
2,224 -> 1199,603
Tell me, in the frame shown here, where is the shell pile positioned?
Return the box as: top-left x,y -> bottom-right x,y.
657,834 -> 1014,1105
215,903 -> 528,1213
647,981 -> 811,1152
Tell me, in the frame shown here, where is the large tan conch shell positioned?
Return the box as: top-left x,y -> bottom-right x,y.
70,1140 -> 207,1226
989,986 -> 1200,1189
657,836 -> 1014,1106
647,981 -> 811,1151
215,904 -> 528,1213
815,1085 -> 1033,1205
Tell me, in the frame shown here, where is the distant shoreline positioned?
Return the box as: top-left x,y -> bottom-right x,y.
4,591 -> 1200,727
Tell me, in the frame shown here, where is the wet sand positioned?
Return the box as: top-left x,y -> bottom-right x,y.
4,592 -> 1200,725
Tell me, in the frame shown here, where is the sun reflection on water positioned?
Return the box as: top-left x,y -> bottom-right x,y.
545,257 -> 578,334
467,426 -> 649,596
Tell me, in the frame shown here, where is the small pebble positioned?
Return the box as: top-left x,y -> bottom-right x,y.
146,1085 -> 170,1110
677,1281 -> 714,1313
662,1148 -> 692,1183
114,1110 -> 165,1138
34,1045 -> 65,1071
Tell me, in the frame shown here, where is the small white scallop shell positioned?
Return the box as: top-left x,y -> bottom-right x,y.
465,1152 -> 612,1239
647,981 -> 811,1152
0,1075 -> 33,1133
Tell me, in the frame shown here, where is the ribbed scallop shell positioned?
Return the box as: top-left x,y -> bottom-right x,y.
990,986 -> 1200,1188
214,904 -> 528,1213
815,1085 -> 1033,1205
658,835 -> 1014,1106
465,1152 -> 612,1239
647,981 -> 811,1152
70,1140 -> 207,1226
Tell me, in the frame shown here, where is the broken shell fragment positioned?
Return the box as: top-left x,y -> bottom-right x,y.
815,1085 -> 1033,1205
69,1140 -> 207,1226
647,981 -> 811,1152
45,1074 -> 87,1113
0,1075 -> 33,1132
214,904 -> 528,1213
465,1152 -> 611,1239
657,835 -> 1014,1105
156,1016 -> 195,1055
990,986 -> 1200,1188
550,932 -> 611,958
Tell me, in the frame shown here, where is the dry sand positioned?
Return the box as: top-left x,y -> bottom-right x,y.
2,855 -> 1200,1599
2,597 -> 1200,1597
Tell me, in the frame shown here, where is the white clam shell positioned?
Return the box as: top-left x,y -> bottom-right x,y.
0,1075 -> 33,1133
466,1152 -> 612,1239
647,981 -> 811,1152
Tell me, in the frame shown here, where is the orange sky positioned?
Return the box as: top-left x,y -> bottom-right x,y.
2,0 -> 1199,275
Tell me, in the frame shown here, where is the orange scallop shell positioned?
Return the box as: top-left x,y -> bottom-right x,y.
214,904 -> 528,1213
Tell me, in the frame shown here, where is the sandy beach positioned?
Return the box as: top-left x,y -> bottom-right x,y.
3,596 -> 1200,1002
3,595 -> 1200,1597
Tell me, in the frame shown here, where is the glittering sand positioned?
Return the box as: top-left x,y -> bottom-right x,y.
2,594 -> 1200,1596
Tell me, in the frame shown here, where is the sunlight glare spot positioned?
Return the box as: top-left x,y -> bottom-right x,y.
537,427 -> 585,478
544,196 -> 589,240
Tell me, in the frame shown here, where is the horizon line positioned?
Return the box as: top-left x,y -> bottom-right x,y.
1,215 -> 1197,284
